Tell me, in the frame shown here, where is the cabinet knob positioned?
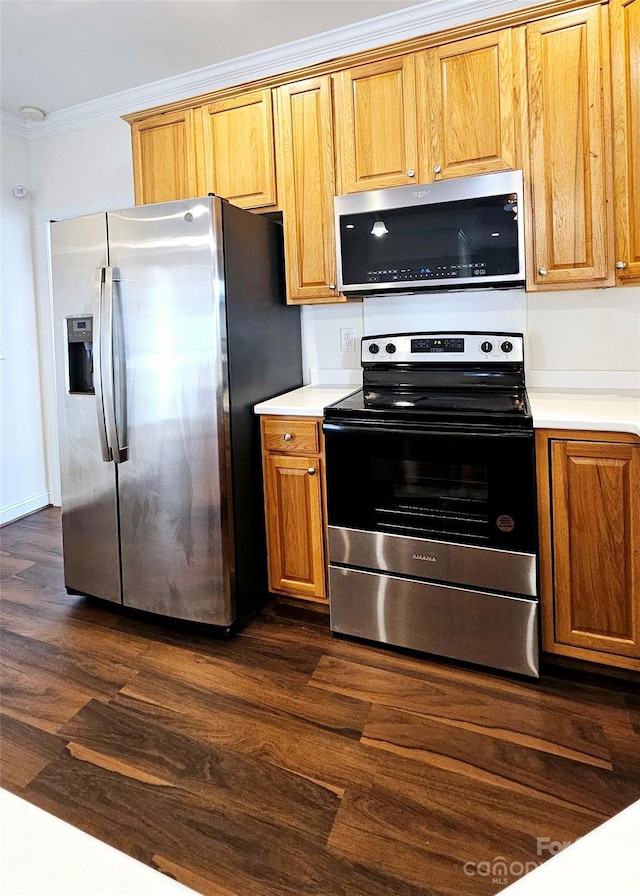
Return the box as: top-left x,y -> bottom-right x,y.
283,433 -> 292,441
433,165 -> 441,174
616,261 -> 628,270
307,467 -> 316,476
538,268 -> 548,276
329,283 -> 336,290
407,169 -> 415,177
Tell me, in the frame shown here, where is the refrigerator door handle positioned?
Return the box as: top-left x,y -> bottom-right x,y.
103,265 -> 128,463
93,267 -> 112,462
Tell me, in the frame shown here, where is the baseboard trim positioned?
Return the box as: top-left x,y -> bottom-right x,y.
1,492 -> 52,527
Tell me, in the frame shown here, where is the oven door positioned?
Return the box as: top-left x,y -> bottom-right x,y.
323,421 -> 537,554
323,420 -> 539,676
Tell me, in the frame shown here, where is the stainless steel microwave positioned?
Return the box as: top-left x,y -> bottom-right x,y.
335,170 -> 526,295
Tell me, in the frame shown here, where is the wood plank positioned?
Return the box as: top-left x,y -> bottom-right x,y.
0,595 -> 147,661
0,628 -> 139,699
114,670 -> 374,797
59,698 -> 341,841
25,754 -> 430,896
0,663 -> 92,734
0,713 -> 67,790
309,655 -> 614,766
132,639 -> 371,738
362,704 -> 638,818
327,785 -> 590,896
0,553 -> 35,578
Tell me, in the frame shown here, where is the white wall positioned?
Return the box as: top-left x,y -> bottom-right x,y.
29,118 -> 133,214
303,286 -> 640,390
0,132 -> 49,523
526,286 -> 640,389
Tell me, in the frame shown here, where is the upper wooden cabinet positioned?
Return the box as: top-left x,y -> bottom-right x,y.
334,55 -> 419,193
418,29 -> 518,181
126,0 -> 638,298
611,0 -> 640,283
523,5 -> 615,289
195,89 -> 277,208
274,76 -> 342,304
130,109 -> 199,205
537,430 -> 640,670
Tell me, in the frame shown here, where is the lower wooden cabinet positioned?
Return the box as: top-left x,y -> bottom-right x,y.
536,429 -> 640,670
260,415 -> 327,602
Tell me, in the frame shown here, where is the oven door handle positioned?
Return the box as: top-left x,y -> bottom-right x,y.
322,421 -> 534,440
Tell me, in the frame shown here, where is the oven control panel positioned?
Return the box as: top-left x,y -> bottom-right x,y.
361,332 -> 524,364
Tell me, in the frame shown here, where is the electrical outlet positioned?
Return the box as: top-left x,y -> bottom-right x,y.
340,327 -> 356,352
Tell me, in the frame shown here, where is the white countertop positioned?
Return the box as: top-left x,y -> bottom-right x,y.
254,384 -> 640,437
0,788 -> 200,896
254,384 -> 358,417
498,798 -> 640,895
528,388 -> 640,437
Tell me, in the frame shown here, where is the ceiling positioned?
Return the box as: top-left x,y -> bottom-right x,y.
0,0 -> 422,117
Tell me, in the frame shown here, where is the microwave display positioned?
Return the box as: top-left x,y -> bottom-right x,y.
335,171 -> 525,294
340,195 -> 519,285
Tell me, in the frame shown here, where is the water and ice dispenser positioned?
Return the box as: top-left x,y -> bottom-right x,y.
66,316 -> 94,394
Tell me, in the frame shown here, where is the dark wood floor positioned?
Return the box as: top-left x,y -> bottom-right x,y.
1,508 -> 639,896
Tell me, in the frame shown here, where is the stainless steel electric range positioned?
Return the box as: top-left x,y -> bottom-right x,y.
323,331 -> 539,677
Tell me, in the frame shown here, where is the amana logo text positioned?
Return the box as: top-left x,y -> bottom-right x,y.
412,554 -> 437,562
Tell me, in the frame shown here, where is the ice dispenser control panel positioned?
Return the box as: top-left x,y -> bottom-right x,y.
66,316 -> 94,394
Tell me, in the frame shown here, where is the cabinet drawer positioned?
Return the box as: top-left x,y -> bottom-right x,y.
262,417 -> 320,454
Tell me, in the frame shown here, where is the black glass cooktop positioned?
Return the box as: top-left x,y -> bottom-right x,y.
324,387 -> 533,430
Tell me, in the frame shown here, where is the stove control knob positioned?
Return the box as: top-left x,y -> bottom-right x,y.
368,343 -> 380,354
501,340 -> 513,354
480,341 -> 493,353
385,343 -> 396,354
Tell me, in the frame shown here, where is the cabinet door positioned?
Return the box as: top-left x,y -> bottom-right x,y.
197,89 -> 276,208
525,6 -> 614,288
274,77 -> 342,303
551,440 -> 640,659
130,110 -> 198,205
263,453 -> 326,600
334,55 -> 418,193
420,30 -> 517,180
611,0 -> 640,283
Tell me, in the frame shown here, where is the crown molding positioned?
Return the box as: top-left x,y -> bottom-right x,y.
0,111 -> 28,140
19,0 -> 538,142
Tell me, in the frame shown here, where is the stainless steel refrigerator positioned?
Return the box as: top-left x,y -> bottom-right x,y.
51,197 -> 302,630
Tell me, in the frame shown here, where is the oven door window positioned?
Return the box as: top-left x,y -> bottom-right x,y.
325,427 -> 536,552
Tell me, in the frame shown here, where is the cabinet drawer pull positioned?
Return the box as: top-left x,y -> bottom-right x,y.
616,261 -> 628,270
329,283 -> 336,290
307,467 -> 316,475
433,165 -> 441,174
538,267 -> 548,276
407,169 -> 415,177
283,433 -> 292,441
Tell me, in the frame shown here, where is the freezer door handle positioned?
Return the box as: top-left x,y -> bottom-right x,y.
103,266 -> 128,463
93,267 -> 112,462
